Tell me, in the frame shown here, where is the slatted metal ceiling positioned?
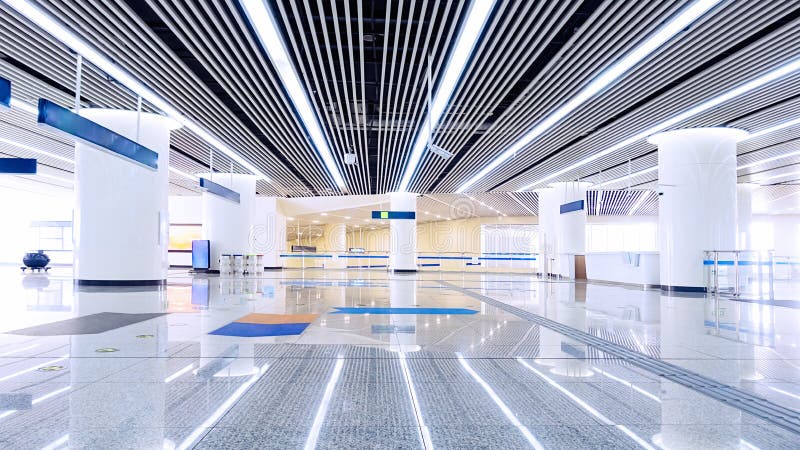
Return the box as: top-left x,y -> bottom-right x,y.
0,0 -> 799,211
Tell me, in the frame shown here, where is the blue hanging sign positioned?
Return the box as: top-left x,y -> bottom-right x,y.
36,99 -> 159,169
371,210 -> 416,220
0,158 -> 36,174
199,177 -> 240,203
0,77 -> 10,108
559,200 -> 584,214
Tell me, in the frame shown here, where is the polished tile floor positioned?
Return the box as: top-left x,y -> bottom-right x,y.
1,267 -> 799,449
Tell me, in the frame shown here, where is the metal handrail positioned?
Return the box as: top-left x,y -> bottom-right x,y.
704,249 -> 774,298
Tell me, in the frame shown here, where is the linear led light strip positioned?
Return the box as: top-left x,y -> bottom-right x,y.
0,386 -> 71,420
593,119 -> 800,187
517,358 -> 655,450
593,366 -> 761,450
456,354 -> 545,449
517,55 -> 800,192
239,0 -> 346,189
398,0 -> 497,192
627,191 -> 650,216
597,147 -> 800,188
177,363 -> 270,450
3,0 -> 271,184
304,357 -> 345,450
456,0 -> 722,193
398,352 -> 433,449
1,130 -> 198,183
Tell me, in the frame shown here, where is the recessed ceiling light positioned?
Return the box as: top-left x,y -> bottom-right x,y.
321,212 -> 328,216
344,216 -> 351,219
397,0 -> 497,192
312,220 -> 320,223
456,0 -> 723,193
287,217 -> 295,221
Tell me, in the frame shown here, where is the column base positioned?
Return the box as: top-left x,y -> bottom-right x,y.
392,269 -> 418,274
264,266 -> 283,270
660,285 -> 707,293
76,279 -> 166,287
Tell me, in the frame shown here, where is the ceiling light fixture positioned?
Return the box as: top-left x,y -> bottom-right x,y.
755,170 -> 800,183
397,0 -> 497,192
454,0 -> 722,193
168,167 -> 199,182
9,98 -> 38,115
594,166 -> 658,188
627,191 -> 650,215
3,0 -> 272,183
239,0 -> 346,189
0,136 -> 73,164
518,56 -> 800,191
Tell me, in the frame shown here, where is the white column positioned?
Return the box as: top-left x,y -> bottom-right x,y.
74,109 -> 180,285
535,188 -> 556,276
323,222 -> 347,269
253,197 -> 285,269
649,128 -> 747,291
737,183 -> 756,249
389,192 -> 417,272
551,182 -> 590,254
200,173 -> 258,271
535,182 -> 589,278
773,215 -> 800,257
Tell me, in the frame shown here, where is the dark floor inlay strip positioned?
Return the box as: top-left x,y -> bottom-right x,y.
6,312 -> 167,335
439,281 -> 800,435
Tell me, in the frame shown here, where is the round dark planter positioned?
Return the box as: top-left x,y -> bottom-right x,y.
23,250 -> 50,269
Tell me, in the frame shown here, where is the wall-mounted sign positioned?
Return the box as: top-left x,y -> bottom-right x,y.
0,158 -> 36,174
199,177 -> 240,203
559,200 -> 585,214
371,210 -> 416,220
37,99 -> 159,169
0,77 -> 10,108
292,245 -> 317,252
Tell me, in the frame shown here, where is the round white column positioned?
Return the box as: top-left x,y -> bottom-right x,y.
550,182 -> 590,254
535,188 -> 556,276
74,109 -> 180,285
649,128 -> 747,291
200,173 -> 258,271
389,192 -> 417,272
737,183 -> 756,249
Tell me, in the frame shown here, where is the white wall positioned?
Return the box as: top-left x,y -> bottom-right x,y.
0,184 -> 73,265
168,196 -> 201,266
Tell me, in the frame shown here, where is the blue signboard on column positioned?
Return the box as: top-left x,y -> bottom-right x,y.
37,99 -> 159,169
371,210 -> 416,219
0,77 -> 10,108
199,177 -> 240,203
0,158 -> 37,174
559,200 -> 584,214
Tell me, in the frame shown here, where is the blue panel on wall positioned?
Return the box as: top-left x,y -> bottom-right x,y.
191,240 -> 210,270
0,77 -> 10,108
371,210 -> 416,219
36,99 -> 158,169
559,199 -> 584,214
199,177 -> 240,203
0,158 -> 36,174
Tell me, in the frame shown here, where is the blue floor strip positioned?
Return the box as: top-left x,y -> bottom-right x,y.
332,307 -> 478,315
209,322 -> 310,337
